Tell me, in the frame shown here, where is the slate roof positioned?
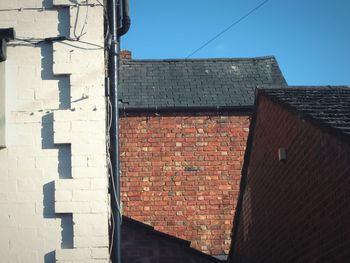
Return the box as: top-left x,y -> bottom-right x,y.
118,57 -> 287,112
261,86 -> 350,136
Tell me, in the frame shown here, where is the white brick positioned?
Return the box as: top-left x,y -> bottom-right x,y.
7,146 -> 57,157
9,112 -> 41,124
74,236 -> 108,248
53,133 -> 72,144
18,87 -> 35,100
34,84 -> 60,100
17,250 -> 39,263
55,179 -> 90,191
0,155 -> 17,168
72,156 -> 88,167
87,109 -> 105,121
89,201 -> 109,213
56,248 -> 91,260
17,157 -> 35,168
13,11 -> 59,38
72,190 -> 107,202
53,121 -> 72,133
71,143 -> 106,156
6,123 -> 40,146
54,110 -> 88,122
71,121 -> 93,132
0,179 -> 16,194
87,155 -> 107,167
0,167 -> 8,178
35,156 -> 58,169
8,168 -> 43,179
91,248 -> 109,259
73,213 -> 108,225
55,201 -> 90,213
55,190 -> 72,201
0,193 -> 8,202
9,191 -> 41,203
0,213 -> 11,226
73,222 -> 108,237
17,178 -> 42,191
72,167 -> 106,179
9,214 -> 44,228
90,178 -> 108,190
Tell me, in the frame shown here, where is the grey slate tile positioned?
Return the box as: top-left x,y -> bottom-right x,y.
119,57 -> 287,110
261,86 -> 350,137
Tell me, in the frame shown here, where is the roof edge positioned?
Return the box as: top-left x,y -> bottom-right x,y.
260,85 -> 350,90
119,105 -> 254,114
120,55 -> 277,63
258,87 -> 350,142
228,88 -> 261,261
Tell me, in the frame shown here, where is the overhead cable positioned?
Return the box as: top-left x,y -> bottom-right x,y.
185,0 -> 270,58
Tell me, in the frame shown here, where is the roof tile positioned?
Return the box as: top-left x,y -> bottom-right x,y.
261,86 -> 350,136
119,57 -> 287,111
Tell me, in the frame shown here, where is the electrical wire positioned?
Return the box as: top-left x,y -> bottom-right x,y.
99,0 -> 123,257
73,0 -> 89,40
106,96 -> 123,222
185,0 -> 270,58
106,94 -> 123,260
0,7 -> 56,11
10,36 -> 104,50
5,1 -> 105,50
0,3 -> 101,12
94,0 -> 112,49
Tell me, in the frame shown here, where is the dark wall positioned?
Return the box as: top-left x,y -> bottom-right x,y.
229,96 -> 350,262
121,217 -> 221,263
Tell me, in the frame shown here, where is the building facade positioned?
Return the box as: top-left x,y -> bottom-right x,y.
118,55 -> 287,256
0,1 -> 109,262
229,87 -> 350,262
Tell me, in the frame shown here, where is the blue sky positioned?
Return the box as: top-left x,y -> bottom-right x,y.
121,0 -> 350,85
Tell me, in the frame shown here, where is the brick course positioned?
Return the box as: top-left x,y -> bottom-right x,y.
229,96 -> 350,262
120,113 -> 250,255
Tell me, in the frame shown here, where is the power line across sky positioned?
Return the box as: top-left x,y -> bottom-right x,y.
122,0 -> 350,86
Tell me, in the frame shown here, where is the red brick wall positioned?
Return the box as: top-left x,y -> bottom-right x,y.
229,96 -> 350,262
120,113 -> 250,255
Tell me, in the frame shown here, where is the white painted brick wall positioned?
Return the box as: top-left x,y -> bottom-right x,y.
0,0 -> 108,262
0,62 -> 5,147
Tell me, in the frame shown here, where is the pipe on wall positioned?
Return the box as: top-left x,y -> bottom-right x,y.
107,0 -> 130,262
107,0 -> 121,262
117,0 -> 131,37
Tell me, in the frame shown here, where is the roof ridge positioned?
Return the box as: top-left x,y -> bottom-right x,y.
261,86 -> 350,90
120,56 -> 277,63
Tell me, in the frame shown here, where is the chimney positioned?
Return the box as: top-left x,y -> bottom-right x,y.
119,50 -> 132,60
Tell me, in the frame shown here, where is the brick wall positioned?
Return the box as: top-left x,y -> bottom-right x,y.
229,96 -> 350,262
120,113 -> 250,255
0,1 -> 109,262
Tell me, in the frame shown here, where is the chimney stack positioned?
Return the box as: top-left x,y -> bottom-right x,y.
119,50 -> 132,60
